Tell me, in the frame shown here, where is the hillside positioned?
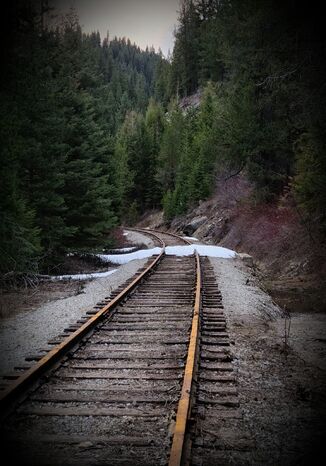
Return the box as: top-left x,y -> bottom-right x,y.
1,0 -> 325,282
137,174 -> 326,313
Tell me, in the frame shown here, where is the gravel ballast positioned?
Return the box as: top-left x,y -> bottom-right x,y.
123,229 -> 156,248
0,228 -> 154,377
0,258 -> 146,377
211,256 -> 326,465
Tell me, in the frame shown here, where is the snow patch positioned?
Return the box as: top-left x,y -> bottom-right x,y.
166,245 -> 236,258
98,247 -> 162,265
97,244 -> 236,265
110,247 -> 137,253
50,269 -> 117,281
51,245 -> 236,280
182,236 -> 199,241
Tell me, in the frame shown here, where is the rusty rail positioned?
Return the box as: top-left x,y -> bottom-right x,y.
0,232 -> 165,411
1,228 -> 202,466
131,228 -> 202,465
130,227 -> 193,246
169,251 -> 201,466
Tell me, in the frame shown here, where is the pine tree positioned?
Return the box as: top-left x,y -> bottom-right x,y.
62,92 -> 117,249
0,108 -> 41,274
157,104 -> 186,193
170,0 -> 200,96
145,99 -> 165,207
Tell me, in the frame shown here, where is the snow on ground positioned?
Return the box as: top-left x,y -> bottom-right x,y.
110,247 -> 136,252
98,247 -> 162,265
98,244 -> 236,265
166,244 -> 236,258
182,236 -> 199,241
52,242 -> 236,280
50,269 -> 117,281
50,245 -> 236,275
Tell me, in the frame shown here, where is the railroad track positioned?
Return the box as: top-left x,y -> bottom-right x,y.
0,229 -> 251,465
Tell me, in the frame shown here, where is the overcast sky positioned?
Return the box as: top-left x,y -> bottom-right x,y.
53,0 -> 180,56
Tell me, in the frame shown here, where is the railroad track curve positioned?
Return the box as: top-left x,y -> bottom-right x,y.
0,229 -> 250,465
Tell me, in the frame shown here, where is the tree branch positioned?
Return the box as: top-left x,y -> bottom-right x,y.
256,67 -> 298,87
223,163 -> 246,181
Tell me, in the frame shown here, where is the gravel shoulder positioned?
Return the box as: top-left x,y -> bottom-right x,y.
211,256 -> 326,465
0,229 -> 154,377
0,258 -> 146,377
123,229 -> 156,248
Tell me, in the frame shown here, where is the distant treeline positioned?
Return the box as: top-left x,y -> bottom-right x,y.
1,0 -> 325,275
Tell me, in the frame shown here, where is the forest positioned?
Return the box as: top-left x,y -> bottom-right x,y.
1,0 -> 325,276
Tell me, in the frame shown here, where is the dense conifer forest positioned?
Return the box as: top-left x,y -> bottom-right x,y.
1,0 -> 325,276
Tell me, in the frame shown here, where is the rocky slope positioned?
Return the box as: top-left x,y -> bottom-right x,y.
137,175 -> 326,313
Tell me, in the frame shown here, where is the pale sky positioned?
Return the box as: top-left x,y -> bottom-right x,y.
53,0 -> 180,56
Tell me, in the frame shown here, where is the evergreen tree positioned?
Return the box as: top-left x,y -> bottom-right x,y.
0,107 -> 41,274
168,0 -> 326,218
145,99 -> 165,206
62,91 -> 117,249
157,104 -> 186,193
154,54 -> 172,107
170,0 -> 200,96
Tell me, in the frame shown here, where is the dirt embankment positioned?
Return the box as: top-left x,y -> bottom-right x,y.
213,257 -> 326,464
138,175 -> 326,314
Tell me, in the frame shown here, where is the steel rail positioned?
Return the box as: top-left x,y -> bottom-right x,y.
129,227 -> 193,246
128,227 -> 201,465
1,227 -> 201,466
0,231 -> 165,411
169,250 -> 201,466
